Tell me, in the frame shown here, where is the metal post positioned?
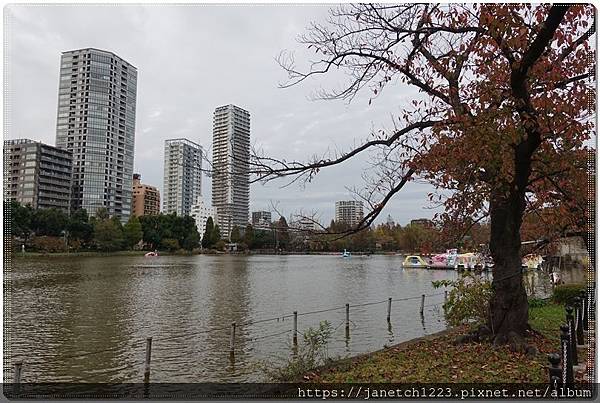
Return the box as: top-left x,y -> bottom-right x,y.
444,290 -> 448,303
580,290 -> 588,331
574,297 -> 584,345
420,294 -> 425,316
547,353 -> 562,390
387,298 -> 392,322
229,322 -> 236,359
560,324 -> 574,385
293,311 -> 298,347
345,303 -> 350,339
143,337 -> 152,384
566,306 -> 578,366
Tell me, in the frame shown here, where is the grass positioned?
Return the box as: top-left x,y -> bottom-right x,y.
307,304 -> 564,383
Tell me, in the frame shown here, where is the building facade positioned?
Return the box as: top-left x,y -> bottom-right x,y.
131,173 -> 160,217
212,104 -> 250,239
190,199 -> 216,240
163,138 -> 203,216
55,48 -> 137,222
4,139 -> 72,211
251,210 -> 271,229
410,218 -> 434,228
335,200 -> 364,227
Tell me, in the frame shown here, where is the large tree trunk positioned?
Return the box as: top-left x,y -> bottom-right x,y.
488,190 -> 529,342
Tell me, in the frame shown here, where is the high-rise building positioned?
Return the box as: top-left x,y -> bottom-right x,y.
251,210 -> 271,229
212,104 -> 250,239
335,200 -> 364,227
131,173 -> 160,217
190,199 -> 216,240
55,48 -> 137,222
163,138 -> 203,216
4,139 -> 72,211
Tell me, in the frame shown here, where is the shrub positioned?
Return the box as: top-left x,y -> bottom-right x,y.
30,236 -> 67,253
552,284 -> 585,305
433,272 -> 492,327
268,321 -> 333,381
161,238 -> 180,252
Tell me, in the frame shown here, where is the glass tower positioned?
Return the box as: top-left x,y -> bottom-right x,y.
55,48 -> 137,221
212,104 -> 250,239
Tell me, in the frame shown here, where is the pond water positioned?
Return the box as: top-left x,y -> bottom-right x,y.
5,254 -> 583,383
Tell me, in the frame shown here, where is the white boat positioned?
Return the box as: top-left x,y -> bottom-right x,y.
403,255 -> 429,268
144,251 -> 159,257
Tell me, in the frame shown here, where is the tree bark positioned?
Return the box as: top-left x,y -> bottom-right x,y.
488,189 -> 529,341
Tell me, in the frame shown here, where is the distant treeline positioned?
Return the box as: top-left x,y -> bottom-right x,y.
7,200 -> 200,253
7,201 -> 491,254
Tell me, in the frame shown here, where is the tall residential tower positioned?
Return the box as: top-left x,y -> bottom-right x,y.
162,138 -> 203,216
212,105 -> 250,239
55,48 -> 137,221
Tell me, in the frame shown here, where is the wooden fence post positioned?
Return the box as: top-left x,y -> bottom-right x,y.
143,337 -> 152,384
229,322 -> 236,359
345,303 -> 350,339
13,361 -> 22,396
293,311 -> 298,347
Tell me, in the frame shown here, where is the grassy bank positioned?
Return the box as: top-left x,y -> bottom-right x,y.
305,304 -> 562,383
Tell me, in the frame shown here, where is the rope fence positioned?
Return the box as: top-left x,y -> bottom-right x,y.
10,290 -> 448,383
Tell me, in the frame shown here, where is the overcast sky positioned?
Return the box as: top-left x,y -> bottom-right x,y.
4,4 -> 440,225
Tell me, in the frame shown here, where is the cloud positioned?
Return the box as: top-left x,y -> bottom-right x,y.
5,4 -> 440,225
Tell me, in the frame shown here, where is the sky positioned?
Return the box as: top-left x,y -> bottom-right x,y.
4,4 -> 441,226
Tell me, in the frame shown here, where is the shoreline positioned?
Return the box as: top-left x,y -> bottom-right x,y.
11,251 -> 403,258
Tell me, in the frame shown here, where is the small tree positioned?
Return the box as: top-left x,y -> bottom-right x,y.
161,238 -> 180,252
123,215 -> 143,250
230,225 -> 241,243
67,209 -> 93,246
93,217 -> 124,251
202,217 -> 215,248
244,224 -> 255,249
212,224 -> 222,245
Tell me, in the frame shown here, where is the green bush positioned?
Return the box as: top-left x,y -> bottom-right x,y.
161,238 -> 180,252
433,273 -> 492,327
552,284 -> 585,305
268,321 -> 333,381
30,236 -> 67,253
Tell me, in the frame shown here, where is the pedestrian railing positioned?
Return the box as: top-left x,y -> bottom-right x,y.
547,287 -> 595,389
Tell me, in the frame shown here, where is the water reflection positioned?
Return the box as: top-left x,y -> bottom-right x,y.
5,255 -> 585,383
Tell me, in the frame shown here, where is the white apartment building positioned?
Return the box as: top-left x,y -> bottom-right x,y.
163,138 -> 203,216
55,48 -> 137,221
212,104 -> 250,239
190,199 -> 216,239
335,200 -> 364,227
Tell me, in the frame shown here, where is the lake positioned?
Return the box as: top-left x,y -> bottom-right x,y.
4,254 -> 581,383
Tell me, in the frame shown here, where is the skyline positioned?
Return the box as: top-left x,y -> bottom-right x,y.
5,4 -> 440,225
